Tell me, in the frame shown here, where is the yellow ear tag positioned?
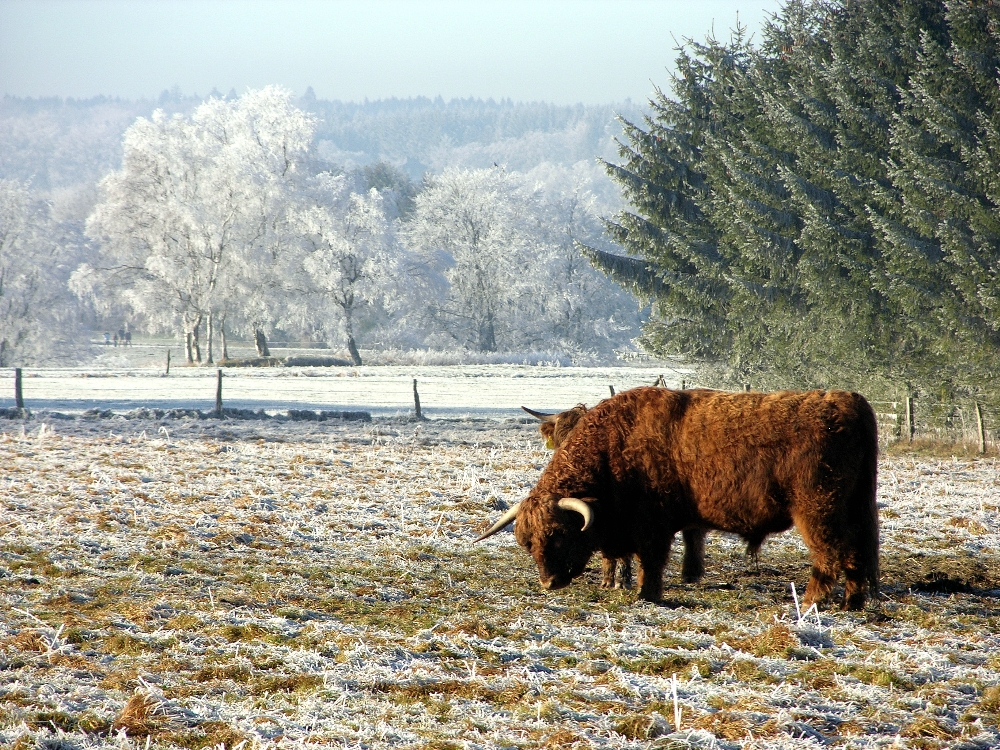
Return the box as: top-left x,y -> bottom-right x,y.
545,437 -> 555,450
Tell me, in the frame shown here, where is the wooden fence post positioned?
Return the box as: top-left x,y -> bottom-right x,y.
744,383 -> 751,392
905,396 -> 914,443
681,379 -> 685,390
413,379 -> 422,420
974,401 -> 986,454
609,385 -> 616,397
14,368 -> 24,409
166,350 -> 171,376
215,369 -> 223,415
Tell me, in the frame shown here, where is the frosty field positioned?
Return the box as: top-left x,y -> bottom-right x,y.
1,374 -> 999,749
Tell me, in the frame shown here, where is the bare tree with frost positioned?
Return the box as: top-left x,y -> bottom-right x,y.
400,166 -> 640,356
403,167 -> 538,352
75,87 -> 314,363
288,174 -> 392,365
533,184 -> 641,357
0,179 -> 73,366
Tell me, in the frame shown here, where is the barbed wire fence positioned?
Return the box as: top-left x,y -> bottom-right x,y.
3,366 -> 996,453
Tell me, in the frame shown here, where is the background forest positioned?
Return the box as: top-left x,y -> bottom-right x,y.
3,0 -> 1000,403
0,92 -> 644,366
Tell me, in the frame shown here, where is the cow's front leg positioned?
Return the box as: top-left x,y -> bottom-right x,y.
636,540 -> 670,602
600,555 -> 617,588
681,528 -> 706,583
614,555 -> 633,589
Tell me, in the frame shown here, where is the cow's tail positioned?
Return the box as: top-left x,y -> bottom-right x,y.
855,394 -> 880,600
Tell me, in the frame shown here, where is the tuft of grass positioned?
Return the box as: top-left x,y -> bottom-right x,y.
163,721 -> 249,750
371,679 -> 529,707
721,623 -> 798,658
77,711 -> 113,734
28,710 -> 79,732
113,690 -> 162,737
614,712 -> 663,740
692,710 -> 754,740
219,623 -> 270,643
902,714 -> 958,739
979,685 -> 1000,717
165,613 -> 201,630
9,629 -> 49,652
102,633 -> 154,655
249,673 -> 323,695
194,663 -> 251,683
615,652 -> 691,676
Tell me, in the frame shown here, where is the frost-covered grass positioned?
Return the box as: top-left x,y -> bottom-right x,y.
1,413 -> 999,750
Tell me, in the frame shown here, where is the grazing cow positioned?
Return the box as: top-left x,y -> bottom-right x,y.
485,388 -> 879,610
521,405 -> 706,589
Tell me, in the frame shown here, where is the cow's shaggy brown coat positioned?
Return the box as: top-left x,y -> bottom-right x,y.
505,387 -> 880,609
524,403 -> 706,588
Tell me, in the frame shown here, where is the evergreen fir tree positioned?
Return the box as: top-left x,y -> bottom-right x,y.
590,0 -> 995,394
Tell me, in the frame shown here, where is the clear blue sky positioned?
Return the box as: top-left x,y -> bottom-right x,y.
0,0 -> 782,104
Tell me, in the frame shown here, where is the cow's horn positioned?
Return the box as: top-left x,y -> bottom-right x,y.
558,497 -> 594,531
474,502 -> 521,542
521,406 -> 555,421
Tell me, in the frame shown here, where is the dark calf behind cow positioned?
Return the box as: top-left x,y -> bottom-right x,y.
489,388 -> 879,610
521,404 -> 706,588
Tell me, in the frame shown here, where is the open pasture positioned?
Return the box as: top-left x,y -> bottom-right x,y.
1,411 -> 999,749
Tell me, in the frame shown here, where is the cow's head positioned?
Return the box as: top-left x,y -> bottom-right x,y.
521,404 -> 588,449
475,494 -> 597,591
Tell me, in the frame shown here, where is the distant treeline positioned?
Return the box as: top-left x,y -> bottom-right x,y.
0,92 -> 641,193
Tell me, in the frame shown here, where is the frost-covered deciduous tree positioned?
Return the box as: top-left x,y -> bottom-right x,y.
77,87 -> 314,363
291,174 -> 391,365
535,185 -> 641,356
0,179 -> 71,366
402,166 -> 640,356
403,167 -> 538,352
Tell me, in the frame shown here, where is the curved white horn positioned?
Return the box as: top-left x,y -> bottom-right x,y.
521,406 -> 555,422
474,501 -> 522,542
558,497 -> 594,531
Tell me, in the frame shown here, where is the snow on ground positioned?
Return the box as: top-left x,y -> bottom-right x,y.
0,370 -> 998,749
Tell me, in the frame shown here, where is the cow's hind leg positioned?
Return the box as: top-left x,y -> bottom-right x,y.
841,451 -> 880,610
841,566 -> 869,611
793,509 -> 840,609
680,528 -> 705,583
803,564 -> 837,609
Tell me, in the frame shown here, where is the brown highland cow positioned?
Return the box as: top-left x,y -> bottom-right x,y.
521,404 -> 706,589
485,387 -> 880,610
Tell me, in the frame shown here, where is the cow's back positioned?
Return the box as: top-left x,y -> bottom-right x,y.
550,387 -> 876,535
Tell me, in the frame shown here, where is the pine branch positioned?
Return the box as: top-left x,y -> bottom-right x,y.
577,243 -> 668,300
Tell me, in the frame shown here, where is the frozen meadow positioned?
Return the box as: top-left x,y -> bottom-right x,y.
1,367 -> 999,749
